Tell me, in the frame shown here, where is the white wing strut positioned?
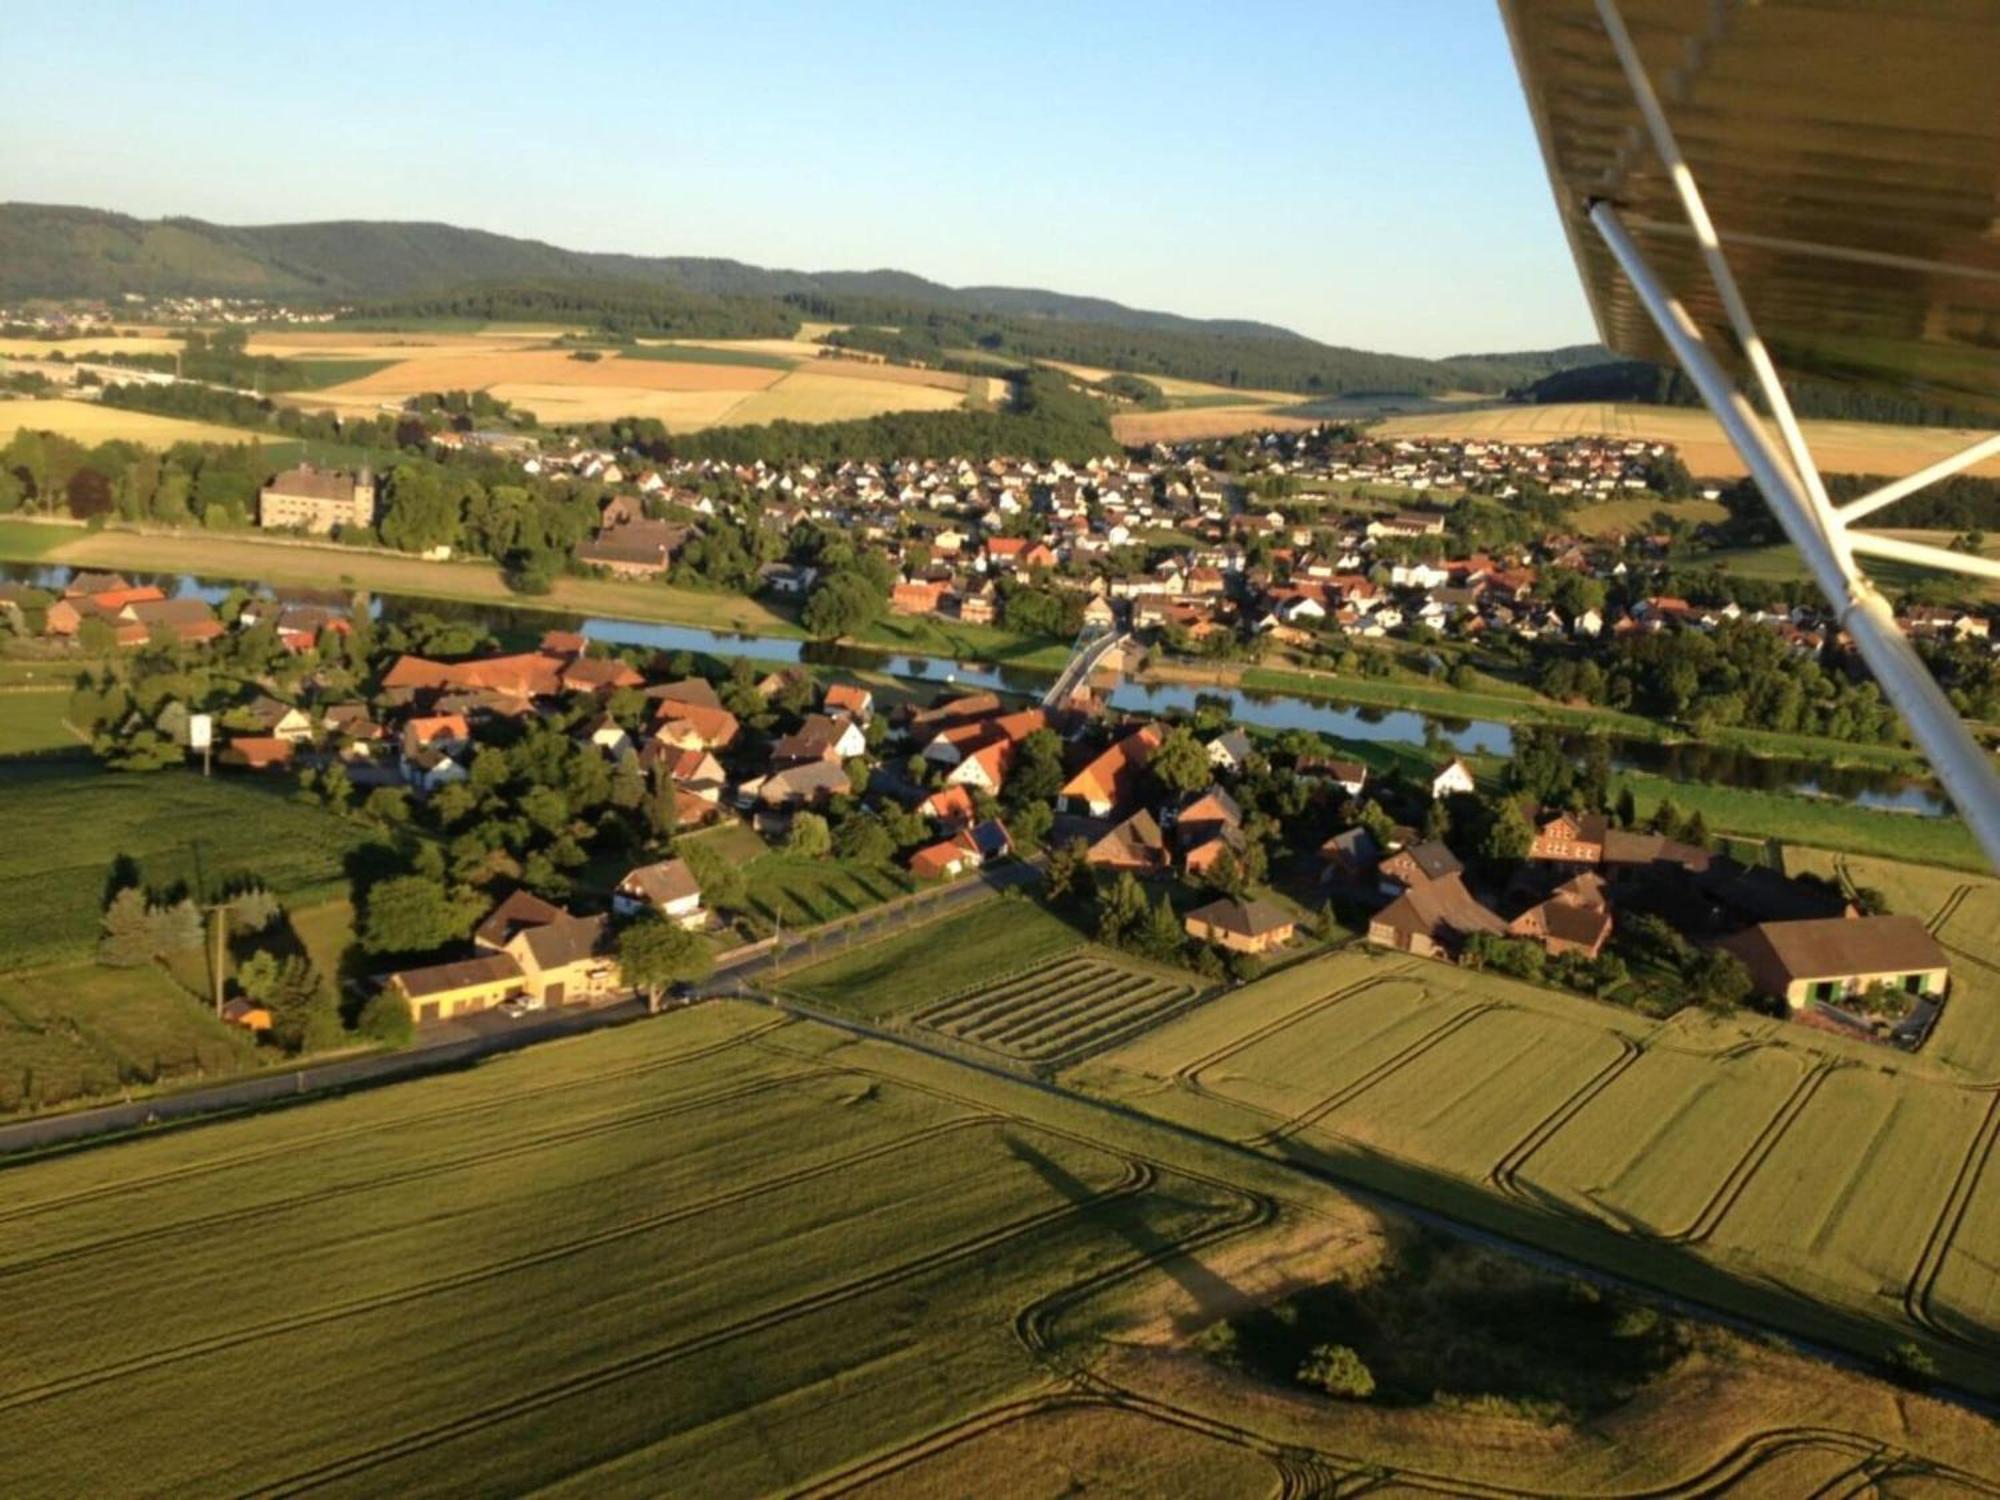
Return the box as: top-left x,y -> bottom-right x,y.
1586,0 -> 2000,871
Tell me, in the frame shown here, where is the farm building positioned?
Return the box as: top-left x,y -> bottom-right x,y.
1184,897 -> 1297,955
257,463 -> 376,534
1722,915 -> 1949,1009
1367,875 -> 1506,960
1088,809 -> 1170,873
387,953 -> 527,1023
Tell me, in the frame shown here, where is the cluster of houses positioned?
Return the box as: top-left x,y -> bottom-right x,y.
1341,804 -> 1949,1033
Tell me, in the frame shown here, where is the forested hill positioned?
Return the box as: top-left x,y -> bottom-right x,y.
0,202 -> 1608,396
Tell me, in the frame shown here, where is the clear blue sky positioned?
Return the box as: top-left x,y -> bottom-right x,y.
0,0 -> 1596,358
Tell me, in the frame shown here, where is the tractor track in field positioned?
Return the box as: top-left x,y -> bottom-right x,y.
1928,882 -> 1975,935
0,1017 -> 789,1224
0,1112 -> 1009,1415
1169,970 -> 1421,1090
1487,1034 -> 1645,1200
1241,1004 -> 1502,1150
243,1154 -> 1156,1498
1904,1084 -> 2000,1352
0,1069 -> 826,1281
1664,1059 -> 1846,1246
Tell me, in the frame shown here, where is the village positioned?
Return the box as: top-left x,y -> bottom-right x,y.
2,539 -> 1957,1052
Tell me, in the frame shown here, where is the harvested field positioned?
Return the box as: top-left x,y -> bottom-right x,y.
283,340 -> 972,429
482,382 -> 758,426
0,397 -> 275,448
721,369 -> 965,426
0,335 -> 184,358
912,952 -> 1201,1066
1369,402 -> 2000,482
310,348 -> 785,400
245,329 -> 562,359
1112,405 -> 1318,444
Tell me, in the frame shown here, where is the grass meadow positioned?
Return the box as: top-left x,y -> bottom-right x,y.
0,689 -> 79,755
3,1000 -> 1996,1494
0,761 -> 374,973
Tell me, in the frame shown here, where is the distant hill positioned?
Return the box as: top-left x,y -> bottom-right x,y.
0,202 -> 1615,398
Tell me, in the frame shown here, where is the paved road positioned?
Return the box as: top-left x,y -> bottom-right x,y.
0,996 -> 652,1158
0,861 -> 1038,1158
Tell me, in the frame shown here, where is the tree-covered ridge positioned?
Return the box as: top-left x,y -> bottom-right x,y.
0,204 -> 1617,399
344,280 -> 798,340
1519,358 -> 1995,429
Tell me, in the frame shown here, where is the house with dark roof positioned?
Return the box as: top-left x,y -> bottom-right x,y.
613,858 -> 704,927
1722,915 -> 1948,1009
1378,840 -> 1463,895
1184,897 -> 1297,955
1087,810 -> 1169,873
1367,875 -> 1506,959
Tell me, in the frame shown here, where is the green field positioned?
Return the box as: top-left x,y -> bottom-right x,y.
1062,940 -> 2000,1389
4,999 -> 1997,1494
739,848 -> 915,929
0,690 -> 79,755
0,761 -> 375,972
909,950 -> 1201,1067
1615,771 -> 1987,871
782,897 -> 1084,1019
0,961 -> 264,1115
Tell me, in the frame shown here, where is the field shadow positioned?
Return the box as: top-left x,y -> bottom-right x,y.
1005,1132 -> 1241,1327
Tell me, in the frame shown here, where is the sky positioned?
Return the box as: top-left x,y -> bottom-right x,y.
0,0 -> 1597,358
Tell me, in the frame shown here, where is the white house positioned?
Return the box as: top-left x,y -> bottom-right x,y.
1430,758 -> 1476,800
613,857 -> 704,927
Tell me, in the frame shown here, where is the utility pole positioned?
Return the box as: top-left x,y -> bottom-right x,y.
206,902 -> 228,1017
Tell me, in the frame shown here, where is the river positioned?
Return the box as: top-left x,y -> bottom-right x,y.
3,563 -> 1955,818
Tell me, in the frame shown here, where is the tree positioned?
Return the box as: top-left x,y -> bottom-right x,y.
1297,1343 -> 1375,1400
379,463 -> 462,553
680,838 -> 746,914
240,952 -> 340,1053
1480,799 -> 1535,864
98,886 -> 156,967
1136,892 -> 1187,963
801,571 -> 886,641
1148,725 -> 1212,797
833,813 -> 894,865
361,874 -> 472,956
357,990 -> 415,1047
1005,729 -> 1066,807
1614,786 -> 1638,829
643,764 -> 680,843
232,887 -> 281,934
1010,798 -> 1053,852
618,916 -> 712,1013
1043,837 -> 1092,907
787,811 -> 832,858
1096,872 -> 1150,947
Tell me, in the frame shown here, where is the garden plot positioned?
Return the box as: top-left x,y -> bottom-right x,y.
913,954 -> 1199,1066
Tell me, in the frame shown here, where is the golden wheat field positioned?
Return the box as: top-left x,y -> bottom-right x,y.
0,334 -> 186,359
0,397 -> 278,447
1112,405 -> 1318,444
1370,402 -> 2000,480
268,334 -> 980,431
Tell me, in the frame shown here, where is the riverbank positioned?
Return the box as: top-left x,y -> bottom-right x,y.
0,517 -> 1075,671
1221,660 -> 1935,774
